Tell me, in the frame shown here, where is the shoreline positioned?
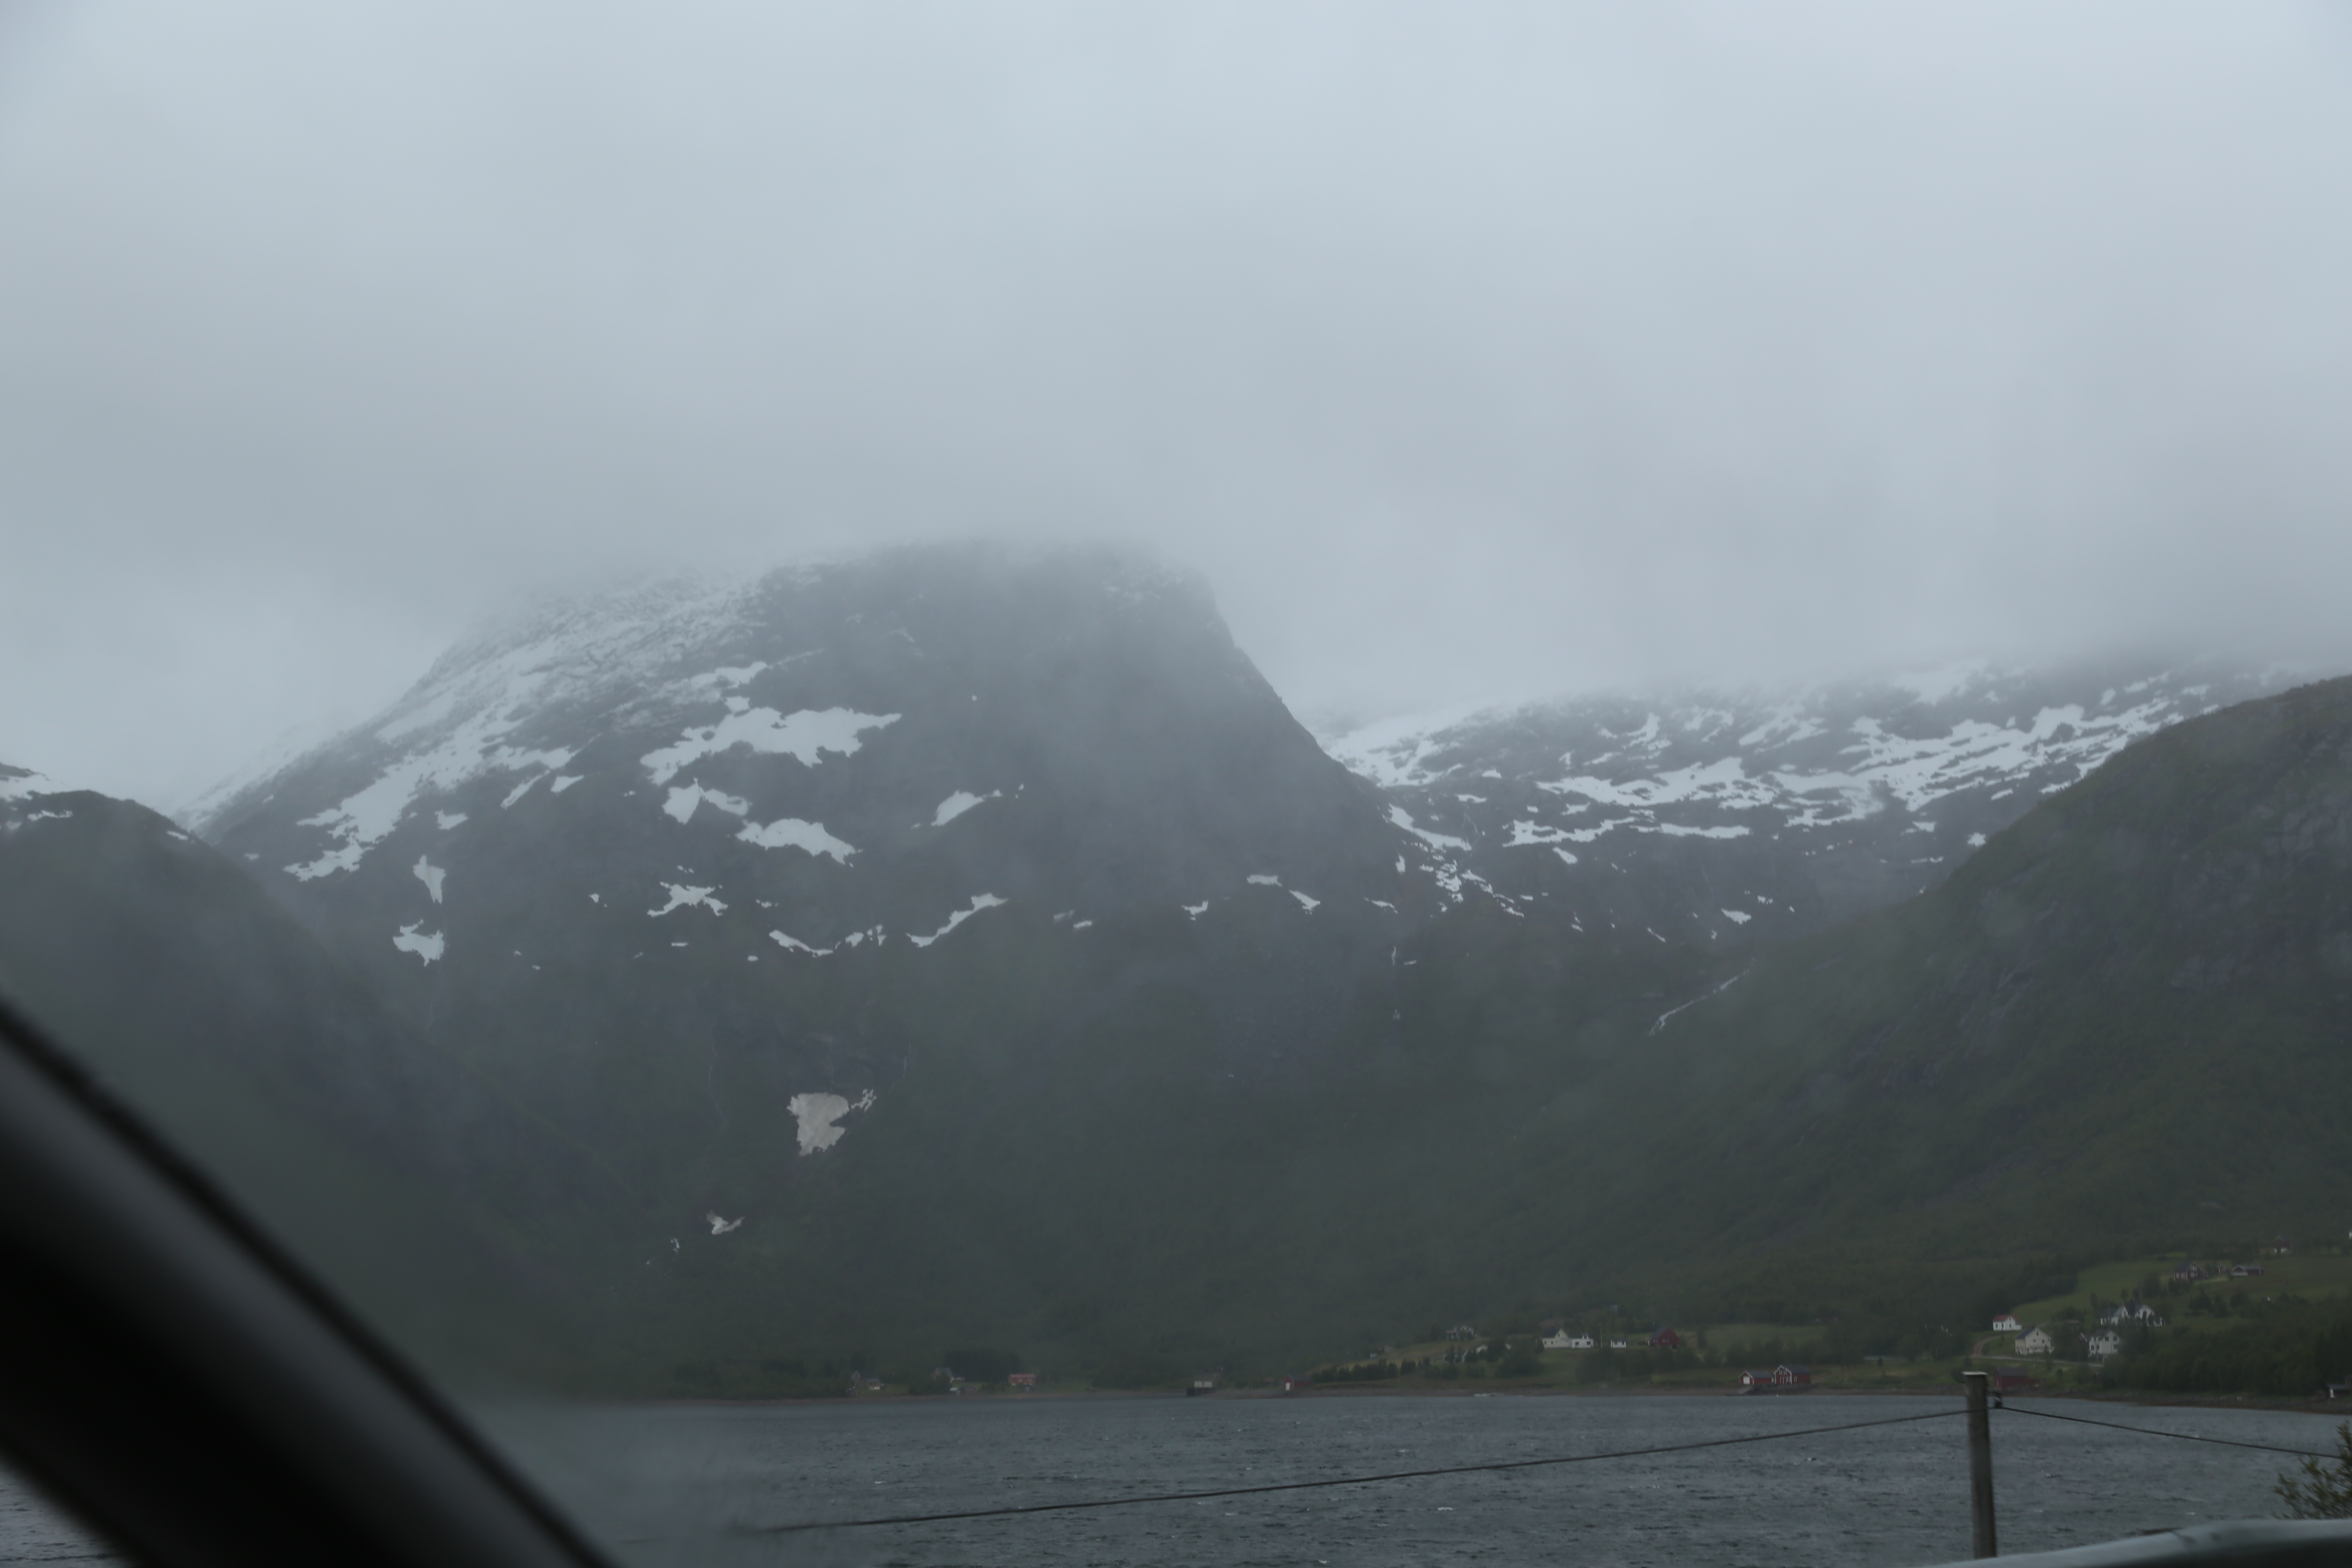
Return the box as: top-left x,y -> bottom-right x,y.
634,1384 -> 2351,1416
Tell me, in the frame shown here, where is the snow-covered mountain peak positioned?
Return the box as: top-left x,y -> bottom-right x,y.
198,544 -> 1407,1021
1320,659 -> 2311,946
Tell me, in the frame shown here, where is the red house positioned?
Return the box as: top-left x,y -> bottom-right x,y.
1648,1328 -> 1683,1350
1008,1372 -> 1038,1389
1739,1365 -> 1812,1390
1281,1374 -> 1313,1393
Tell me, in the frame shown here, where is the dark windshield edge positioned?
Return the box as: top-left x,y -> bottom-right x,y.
0,989 -> 618,1568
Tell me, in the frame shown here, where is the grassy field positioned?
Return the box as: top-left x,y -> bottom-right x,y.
2004,1251 -> 2352,1335
1700,1323 -> 1830,1356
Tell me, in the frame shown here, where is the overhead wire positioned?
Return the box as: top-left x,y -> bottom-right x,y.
745,1406 -> 1968,1534
741,1392 -> 2348,1537
1996,1401 -> 2340,1460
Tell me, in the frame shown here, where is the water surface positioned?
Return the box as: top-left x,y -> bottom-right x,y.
479,1391 -> 2343,1568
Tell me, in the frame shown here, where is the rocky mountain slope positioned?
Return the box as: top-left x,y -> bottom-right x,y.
1319,662 -> 2292,948
1417,671 -> 2352,1335
190,546 -> 1463,1372
0,763 -> 612,1381
16,546 -> 2343,1379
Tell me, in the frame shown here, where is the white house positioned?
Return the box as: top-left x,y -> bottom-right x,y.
1991,1314 -> 2023,1334
1541,1329 -> 1573,1350
2015,1326 -> 2055,1356
2084,1330 -> 2122,1360
2101,1302 -> 2163,1327
1568,1333 -> 1596,1349
1608,1337 -> 1629,1350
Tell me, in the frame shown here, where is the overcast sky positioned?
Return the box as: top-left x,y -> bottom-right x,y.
4,1 -> 2350,808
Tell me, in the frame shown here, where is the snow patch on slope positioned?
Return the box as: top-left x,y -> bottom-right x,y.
641,707 -> 897,785
285,716 -> 576,880
663,784 -> 750,824
649,884 -> 727,917
1389,806 -> 1470,852
788,1089 -> 876,1155
928,789 -> 1000,827
736,817 -> 858,862
908,894 -> 1007,948
392,923 -> 445,964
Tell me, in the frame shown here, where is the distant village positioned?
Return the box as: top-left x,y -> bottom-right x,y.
1986,1254 -> 2285,1375
828,1244 -> 2327,1400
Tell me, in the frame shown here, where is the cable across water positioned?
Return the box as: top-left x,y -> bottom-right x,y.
1996,1401 -> 2340,1461
747,1405 -> 1969,1534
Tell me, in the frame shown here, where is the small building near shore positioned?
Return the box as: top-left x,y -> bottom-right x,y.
1740,1365 -> 1812,1390
1991,1314 -> 2022,1333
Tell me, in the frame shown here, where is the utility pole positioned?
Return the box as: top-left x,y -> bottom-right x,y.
1964,1369 -> 1997,1558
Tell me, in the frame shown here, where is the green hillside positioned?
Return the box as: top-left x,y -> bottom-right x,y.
10,672 -> 2352,1391
1500,673 -> 2352,1327
618,677 -> 2352,1380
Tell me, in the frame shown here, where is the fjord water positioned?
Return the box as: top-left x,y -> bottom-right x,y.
478,1393 -> 2337,1568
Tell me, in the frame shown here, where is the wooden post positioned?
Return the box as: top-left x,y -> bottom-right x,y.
1964,1369 -> 1997,1559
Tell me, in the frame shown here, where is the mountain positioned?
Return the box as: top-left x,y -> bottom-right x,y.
1317,661 -> 2293,948
192,546 -> 1470,1375
0,763 -> 618,1384
1412,672 -> 2352,1336
98,544 -> 2352,1377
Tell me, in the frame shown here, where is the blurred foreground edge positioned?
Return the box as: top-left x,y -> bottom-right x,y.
0,992 -> 615,1568
1920,1520 -> 2352,1568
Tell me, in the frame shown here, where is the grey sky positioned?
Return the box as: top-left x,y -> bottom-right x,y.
3,1 -> 2350,809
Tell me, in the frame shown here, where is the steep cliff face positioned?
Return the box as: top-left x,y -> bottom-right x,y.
190,546 -> 1456,1363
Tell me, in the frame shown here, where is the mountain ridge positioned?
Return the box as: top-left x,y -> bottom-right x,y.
10,547 -> 2349,1380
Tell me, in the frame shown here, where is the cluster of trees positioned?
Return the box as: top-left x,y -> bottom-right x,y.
2108,1300 -> 2352,1397
1567,1344 -> 1695,1383
937,1346 -> 1025,1384
668,1357 -> 854,1398
666,1344 -> 1048,1396
1316,1358 -> 1423,1383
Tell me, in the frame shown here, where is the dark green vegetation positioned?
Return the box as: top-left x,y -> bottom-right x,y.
2275,1423 -> 2352,1519
641,671 -> 2352,1382
8,581 -> 2352,1396
1583,673 -> 2352,1316
2109,1300 -> 2352,1398
0,781 -> 623,1387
